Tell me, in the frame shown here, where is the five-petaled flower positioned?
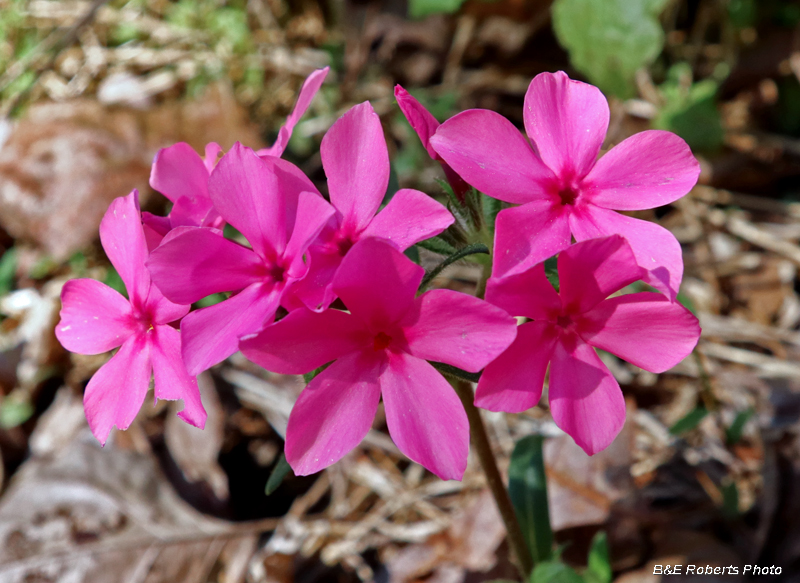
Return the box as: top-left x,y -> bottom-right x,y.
143,67 -> 329,245
287,101 -> 454,312
476,235 -> 700,455
240,239 -> 518,480
430,71 -> 701,299
55,190 -> 206,444
146,143 -> 334,375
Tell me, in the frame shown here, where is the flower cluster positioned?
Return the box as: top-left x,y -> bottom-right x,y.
57,69 -> 701,479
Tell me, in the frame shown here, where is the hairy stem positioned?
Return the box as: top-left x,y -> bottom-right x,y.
454,380 -> 534,578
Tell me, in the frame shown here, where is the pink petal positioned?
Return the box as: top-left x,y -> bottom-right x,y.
360,189 -> 454,251
558,235 -> 644,314
548,333 -> 625,455
83,334 -> 152,445
149,142 -> 210,204
485,264 -> 561,321
180,283 -> 282,375
333,239 -> 424,329
475,321 -> 558,413
402,289 -> 517,372
492,200 -> 571,278
259,67 -> 329,158
283,191 -> 335,270
147,227 -> 263,305
240,307 -> 367,374
56,279 -> 135,355
150,324 -> 207,428
569,205 -> 683,299
166,194 -> 215,230
395,85 -> 440,159
380,352 -> 468,480
321,102 -> 389,232
208,144 -> 316,258
523,71 -> 609,181
146,283 -> 190,325
430,109 -> 556,204
99,191 -> 151,307
141,212 -> 170,240
203,142 -> 223,173
285,351 -> 383,475
584,130 -> 701,211
577,292 -> 700,373
283,247 -> 342,312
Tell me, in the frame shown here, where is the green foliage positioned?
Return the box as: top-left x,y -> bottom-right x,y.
509,435 -> 553,565
265,453 -> 293,495
0,392 -> 33,429
103,266 -> 128,299
775,76 -> 800,137
726,408 -> 755,444
721,480 -> 739,518
409,0 -> 467,19
531,561 -> 584,583
727,0 -> 758,27
303,362 -> 331,384
544,257 -> 559,293
195,293 -> 227,308
670,406 -> 708,435
419,243 -> 490,290
653,63 -> 724,152
166,0 -> 253,54
552,0 -> 669,98
0,248 -> 17,297
417,236 -> 458,256
29,256 -> 56,280
584,532 -> 612,583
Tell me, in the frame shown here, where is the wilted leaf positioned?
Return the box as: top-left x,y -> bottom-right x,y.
552,0 -> 669,98
0,388 -> 259,583
165,372 -> 229,500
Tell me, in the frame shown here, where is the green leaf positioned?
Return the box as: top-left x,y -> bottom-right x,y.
669,406 -> 708,435
303,362 -> 331,384
0,248 -> 17,296
29,256 -> 56,280
404,245 -> 421,264
416,236 -> 458,256
430,361 -> 481,383
483,194 -> 503,233
544,256 -> 559,292
721,480 -> 739,518
531,561 -> 584,583
409,0 -> 467,19
419,243 -> 490,290
195,293 -> 227,308
509,435 -> 554,564
653,64 -> 724,152
552,0 -> 669,98
0,393 -> 34,429
726,408 -> 754,444
103,266 -> 128,299
265,453 -> 293,495
584,532 -> 612,583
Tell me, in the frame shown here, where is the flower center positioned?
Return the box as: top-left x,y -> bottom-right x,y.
558,186 -> 579,206
373,332 -> 392,351
337,236 -> 355,256
269,263 -> 287,282
555,314 -> 572,328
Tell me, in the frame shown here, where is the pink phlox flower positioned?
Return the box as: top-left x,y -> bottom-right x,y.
240,238 -> 518,480
55,190 -> 206,445
146,143 -> 335,376
475,235 -> 700,455
430,71 -> 701,299
286,101 -> 454,312
394,85 -> 469,199
143,67 -> 329,247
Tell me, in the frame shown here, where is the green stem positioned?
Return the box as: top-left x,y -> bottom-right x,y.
454,380 -> 534,579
